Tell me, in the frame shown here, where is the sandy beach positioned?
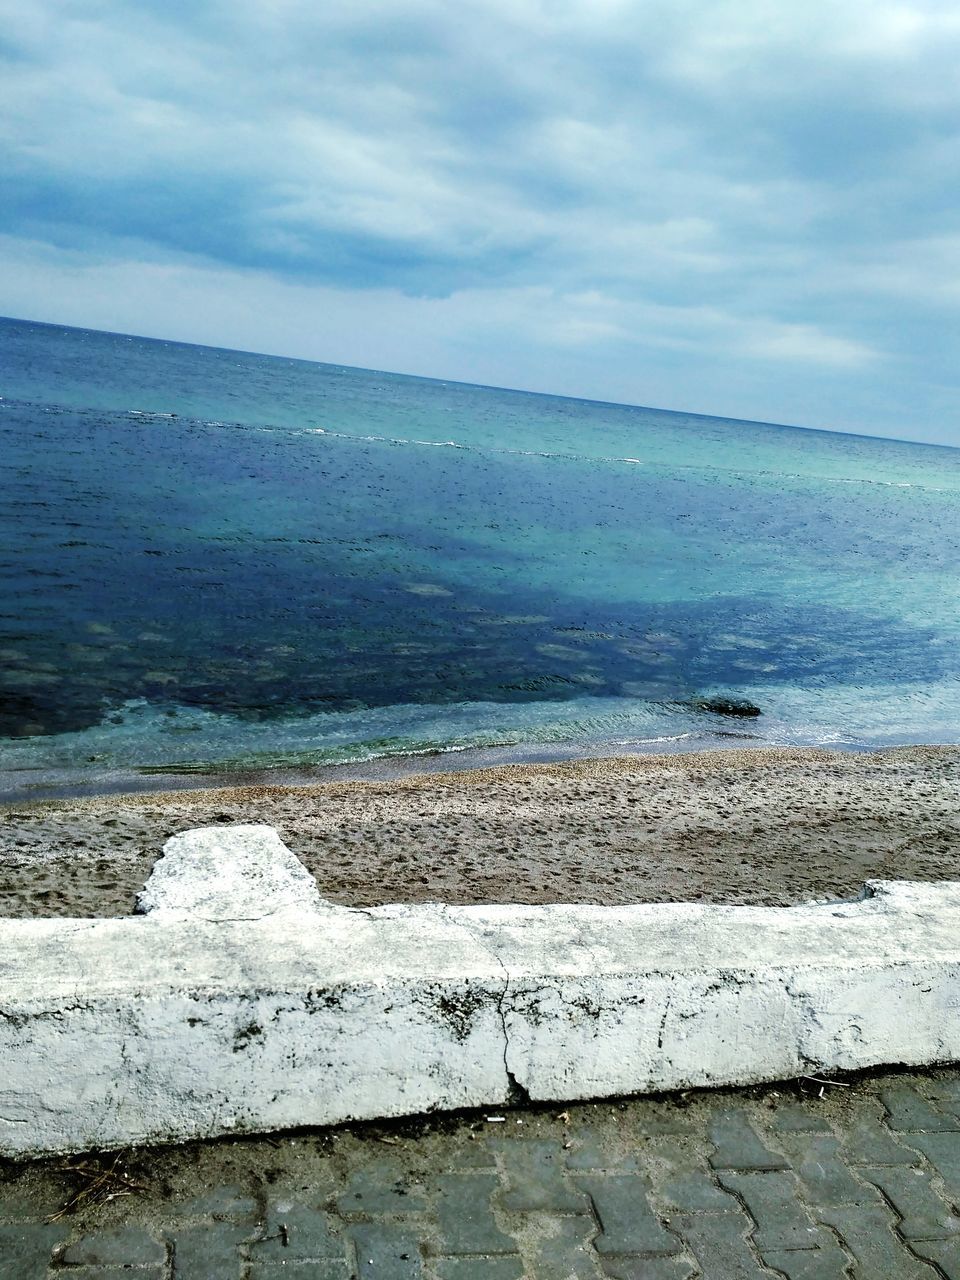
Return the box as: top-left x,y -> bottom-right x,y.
1,744 -> 958,918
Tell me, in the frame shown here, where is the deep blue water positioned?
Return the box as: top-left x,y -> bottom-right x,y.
2,315 -> 960,792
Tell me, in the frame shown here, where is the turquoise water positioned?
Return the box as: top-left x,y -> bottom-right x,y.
2,315 -> 959,794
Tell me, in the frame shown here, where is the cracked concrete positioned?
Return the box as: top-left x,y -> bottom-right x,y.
1,824 -> 960,1160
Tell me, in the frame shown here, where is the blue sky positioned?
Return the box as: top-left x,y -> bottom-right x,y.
2,1 -> 960,444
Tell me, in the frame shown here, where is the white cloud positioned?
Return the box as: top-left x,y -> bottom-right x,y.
739,323 -> 877,368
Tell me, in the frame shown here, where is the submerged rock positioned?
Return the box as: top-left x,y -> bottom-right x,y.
691,696 -> 762,718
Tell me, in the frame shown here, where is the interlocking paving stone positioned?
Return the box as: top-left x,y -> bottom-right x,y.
449,1138 -> 500,1169
599,1256 -> 696,1280
575,1174 -> 679,1256
759,1244 -> 853,1279
337,1160 -> 428,1214
248,1203 -> 343,1260
910,1237 -> 960,1280
650,1141 -> 739,1211
433,1173 -> 517,1254
170,1221 -> 251,1278
717,1171 -> 824,1252
169,1184 -> 259,1220
881,1086 -> 960,1133
565,1130 -> 643,1172
775,1134 -> 879,1206
907,1132 -> 960,1202
497,1140 -> 590,1212
351,1222 -> 425,1278
667,1211 -> 776,1279
708,1110 -> 789,1171
924,1079 -> 960,1102
841,1116 -> 922,1165
859,1164 -> 960,1240
815,1204 -> 940,1278
62,1269 -> 167,1279
522,1213 -> 603,1279
770,1105 -> 833,1134
0,1223 -> 69,1278
657,1168 -> 739,1212
250,1264 -> 350,1279
433,1257 -> 526,1280
60,1224 -> 167,1265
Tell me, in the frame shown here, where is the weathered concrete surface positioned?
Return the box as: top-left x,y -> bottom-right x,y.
1,824 -> 959,1159
134,823 -> 327,919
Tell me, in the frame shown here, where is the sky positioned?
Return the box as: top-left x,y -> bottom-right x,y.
2,1 -> 960,445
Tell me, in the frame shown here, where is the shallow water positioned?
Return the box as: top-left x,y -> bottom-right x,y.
2,315 -> 959,794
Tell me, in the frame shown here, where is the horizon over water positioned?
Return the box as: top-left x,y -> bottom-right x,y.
2,314 -> 960,801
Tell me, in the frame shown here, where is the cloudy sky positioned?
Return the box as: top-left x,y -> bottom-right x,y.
2,1 -> 960,444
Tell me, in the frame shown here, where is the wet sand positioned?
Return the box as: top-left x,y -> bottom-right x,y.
1,745 -> 959,918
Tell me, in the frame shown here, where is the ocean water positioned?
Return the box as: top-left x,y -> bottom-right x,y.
2,315 -> 960,797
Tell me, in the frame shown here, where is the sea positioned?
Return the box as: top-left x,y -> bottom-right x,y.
2,314 -> 959,800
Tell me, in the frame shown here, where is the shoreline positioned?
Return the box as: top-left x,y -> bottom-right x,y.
0,726 -> 925,806
2,743 -> 959,919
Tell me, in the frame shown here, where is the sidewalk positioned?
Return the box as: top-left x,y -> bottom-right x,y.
3,1067 -> 960,1278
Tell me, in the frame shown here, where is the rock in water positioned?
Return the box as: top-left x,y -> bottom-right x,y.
692,696 -> 762,718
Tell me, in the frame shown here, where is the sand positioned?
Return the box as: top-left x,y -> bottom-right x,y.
2,744 -> 959,919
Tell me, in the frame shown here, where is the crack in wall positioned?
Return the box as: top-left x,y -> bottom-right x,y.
450,911 -> 526,1103
657,991 -> 672,1051
491,950 -> 531,1106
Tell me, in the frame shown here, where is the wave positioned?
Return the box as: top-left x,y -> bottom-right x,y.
302,426 -> 953,493
5,396 -> 957,493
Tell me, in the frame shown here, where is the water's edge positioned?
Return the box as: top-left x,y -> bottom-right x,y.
1,733 -> 941,806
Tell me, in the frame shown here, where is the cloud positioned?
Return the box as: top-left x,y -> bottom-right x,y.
1,0 -> 959,442
739,323 -> 877,368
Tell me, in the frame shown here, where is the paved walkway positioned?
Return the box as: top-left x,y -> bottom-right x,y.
4,1068 -> 960,1278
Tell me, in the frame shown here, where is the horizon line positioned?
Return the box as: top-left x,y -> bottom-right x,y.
2,310 -> 952,454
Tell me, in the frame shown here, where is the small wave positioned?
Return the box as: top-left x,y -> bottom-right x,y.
817,475 -> 949,494
309,427 -> 468,450
8,397 -> 958,494
297,425 -> 956,494
607,732 -> 698,745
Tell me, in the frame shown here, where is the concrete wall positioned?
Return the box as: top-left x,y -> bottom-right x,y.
1,824 -> 958,1159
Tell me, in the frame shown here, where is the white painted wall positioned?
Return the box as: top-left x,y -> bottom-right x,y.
0,825 -> 958,1159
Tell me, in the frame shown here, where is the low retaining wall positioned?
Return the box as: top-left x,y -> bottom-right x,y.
1,824 -> 959,1159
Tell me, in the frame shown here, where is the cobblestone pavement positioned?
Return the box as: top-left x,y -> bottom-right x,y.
4,1068 -> 960,1278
